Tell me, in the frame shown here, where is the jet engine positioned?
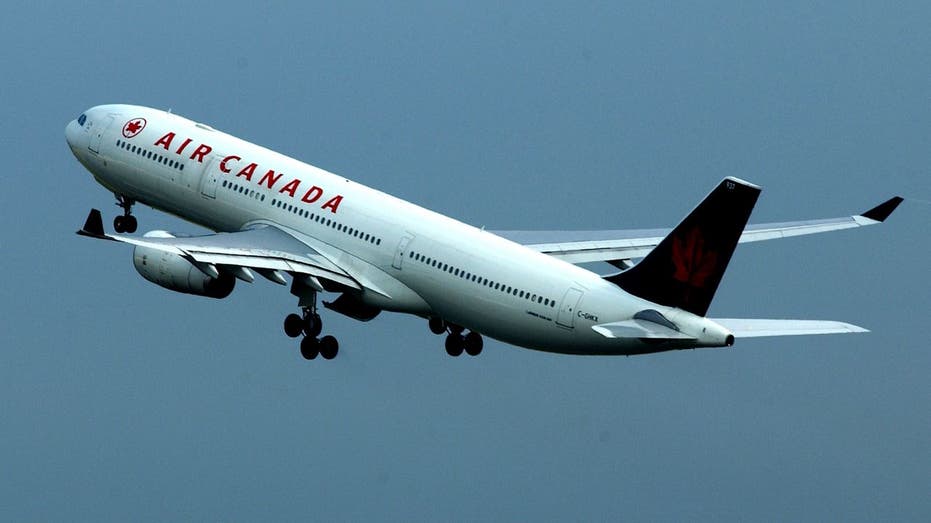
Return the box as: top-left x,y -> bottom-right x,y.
132,231 -> 235,299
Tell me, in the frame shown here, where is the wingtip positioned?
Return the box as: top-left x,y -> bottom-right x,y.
76,208 -> 107,238
860,196 -> 904,222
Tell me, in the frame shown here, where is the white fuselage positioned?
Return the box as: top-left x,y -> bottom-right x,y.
66,104 -> 727,355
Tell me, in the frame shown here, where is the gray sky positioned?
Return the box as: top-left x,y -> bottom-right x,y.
2,2 -> 928,521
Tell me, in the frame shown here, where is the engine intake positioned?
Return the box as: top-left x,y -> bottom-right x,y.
132,231 -> 235,299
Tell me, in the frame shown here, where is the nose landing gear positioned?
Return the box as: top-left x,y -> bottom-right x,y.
112,195 -> 137,233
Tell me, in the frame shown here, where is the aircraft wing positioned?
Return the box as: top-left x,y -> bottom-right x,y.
495,196 -> 903,265
76,208 -> 371,293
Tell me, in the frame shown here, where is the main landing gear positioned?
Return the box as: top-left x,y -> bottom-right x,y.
429,317 -> 483,357
112,195 -> 137,233
284,302 -> 339,361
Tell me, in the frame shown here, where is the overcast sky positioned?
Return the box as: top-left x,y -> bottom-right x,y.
1,2 -> 928,521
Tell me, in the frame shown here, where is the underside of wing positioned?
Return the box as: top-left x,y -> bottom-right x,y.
78,208 -> 363,292
495,196 -> 903,265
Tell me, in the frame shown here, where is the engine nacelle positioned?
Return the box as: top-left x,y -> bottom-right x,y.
132,231 -> 235,299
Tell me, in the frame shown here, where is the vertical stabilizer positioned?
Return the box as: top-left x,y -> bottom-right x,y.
606,178 -> 761,316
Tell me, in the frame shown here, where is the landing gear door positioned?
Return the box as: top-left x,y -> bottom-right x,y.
88,115 -> 115,154
199,154 -> 221,198
392,234 -> 414,270
556,287 -> 584,328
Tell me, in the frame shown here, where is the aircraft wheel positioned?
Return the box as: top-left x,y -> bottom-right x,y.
303,313 -> 322,337
113,215 -> 126,233
319,335 -> 339,360
428,317 -> 446,335
445,334 -> 464,357
284,313 -> 304,338
124,215 -> 138,233
464,332 -> 483,356
300,336 -> 319,360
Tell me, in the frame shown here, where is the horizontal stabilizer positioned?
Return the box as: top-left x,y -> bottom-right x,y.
592,319 -> 696,340
712,318 -> 868,338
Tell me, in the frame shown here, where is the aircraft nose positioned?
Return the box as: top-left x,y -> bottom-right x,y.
65,111 -> 89,154
65,119 -> 81,151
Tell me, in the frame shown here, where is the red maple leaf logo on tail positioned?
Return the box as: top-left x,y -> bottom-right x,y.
671,228 -> 718,288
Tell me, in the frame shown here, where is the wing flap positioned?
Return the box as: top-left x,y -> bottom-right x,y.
712,318 -> 868,338
182,252 -> 360,289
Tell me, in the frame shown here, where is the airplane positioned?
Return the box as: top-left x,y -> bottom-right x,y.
65,104 -> 903,361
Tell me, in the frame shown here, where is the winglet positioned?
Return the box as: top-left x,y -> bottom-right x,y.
76,208 -> 108,238
860,196 -> 904,222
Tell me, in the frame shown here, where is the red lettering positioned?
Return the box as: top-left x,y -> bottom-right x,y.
154,132 -> 175,150
259,169 -> 283,189
236,162 -> 257,181
219,155 -> 240,173
278,179 -> 300,197
322,195 -> 343,213
190,144 -> 212,163
301,186 -> 323,203
175,137 -> 193,155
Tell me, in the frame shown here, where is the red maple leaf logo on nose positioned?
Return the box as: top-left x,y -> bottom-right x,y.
122,118 -> 146,138
671,228 -> 718,288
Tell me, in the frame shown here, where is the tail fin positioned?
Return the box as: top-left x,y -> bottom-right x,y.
606,177 -> 761,316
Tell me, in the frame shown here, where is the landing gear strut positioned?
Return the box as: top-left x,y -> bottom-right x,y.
284,294 -> 338,361
429,317 -> 483,357
112,195 -> 137,233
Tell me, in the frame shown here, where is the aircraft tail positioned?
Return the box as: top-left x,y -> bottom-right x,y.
606,177 -> 761,316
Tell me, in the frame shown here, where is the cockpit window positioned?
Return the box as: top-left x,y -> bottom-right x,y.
77,114 -> 87,126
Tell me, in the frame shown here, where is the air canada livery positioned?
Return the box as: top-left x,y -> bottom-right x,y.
66,104 -> 902,361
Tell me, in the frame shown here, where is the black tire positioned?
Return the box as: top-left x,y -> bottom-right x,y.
283,313 -> 303,338
464,332 -> 483,356
428,317 -> 446,335
303,313 -> 322,338
319,335 -> 339,360
445,334 -> 464,357
300,336 -> 319,360
124,215 -> 138,233
113,215 -> 125,233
